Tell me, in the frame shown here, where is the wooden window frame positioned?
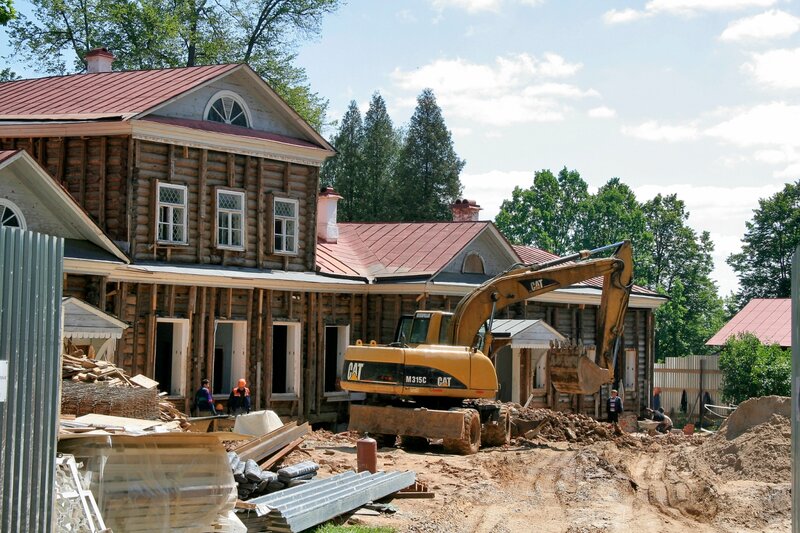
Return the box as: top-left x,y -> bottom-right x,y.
156,182 -> 188,245
215,188 -> 246,251
273,197 -> 299,256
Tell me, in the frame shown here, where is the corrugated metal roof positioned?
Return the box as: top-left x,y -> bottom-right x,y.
0,64 -> 240,119
317,222 -> 488,278
706,298 -> 791,347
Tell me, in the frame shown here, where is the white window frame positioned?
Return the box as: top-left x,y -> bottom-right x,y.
273,197 -> 299,256
216,188 -> 246,251
203,90 -> 252,128
155,318 -> 190,397
0,199 -> 26,230
156,182 -> 188,245
271,322 -> 302,400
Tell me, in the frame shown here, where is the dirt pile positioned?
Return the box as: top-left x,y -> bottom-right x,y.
695,396 -> 791,483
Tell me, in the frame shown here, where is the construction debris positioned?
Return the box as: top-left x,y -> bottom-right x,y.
232,422 -> 310,464
237,470 -> 416,532
60,340 -> 189,431
54,454 -> 107,532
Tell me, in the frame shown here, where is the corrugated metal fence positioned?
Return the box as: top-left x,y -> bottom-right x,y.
653,355 -> 721,420
0,228 -> 63,533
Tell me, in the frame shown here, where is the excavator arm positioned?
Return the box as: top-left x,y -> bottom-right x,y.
447,241 -> 634,394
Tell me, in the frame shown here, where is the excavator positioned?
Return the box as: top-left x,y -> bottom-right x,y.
340,240 -> 634,454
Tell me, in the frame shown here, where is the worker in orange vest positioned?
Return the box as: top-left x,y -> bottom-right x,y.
227,378 -> 251,416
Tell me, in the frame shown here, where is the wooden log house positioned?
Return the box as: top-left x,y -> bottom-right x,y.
0,53 -> 666,424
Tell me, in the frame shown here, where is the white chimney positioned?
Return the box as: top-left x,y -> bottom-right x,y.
86,48 -> 114,74
317,187 -> 343,244
451,199 -> 482,222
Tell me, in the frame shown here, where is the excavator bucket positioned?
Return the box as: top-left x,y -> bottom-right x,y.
548,340 -> 612,395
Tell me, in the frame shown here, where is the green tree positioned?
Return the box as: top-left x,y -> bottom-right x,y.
0,68 -> 19,81
6,0 -> 339,130
718,333 -> 790,404
494,167 -> 589,255
320,101 -> 363,222
393,89 -> 465,221
360,92 -> 400,221
727,180 -> 800,308
641,194 -> 725,358
0,0 -> 15,25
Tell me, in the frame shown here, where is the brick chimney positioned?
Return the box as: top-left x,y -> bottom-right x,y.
85,48 -> 114,74
317,187 -> 343,243
451,199 -> 481,222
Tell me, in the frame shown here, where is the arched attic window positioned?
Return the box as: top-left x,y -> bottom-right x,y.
204,90 -> 251,128
0,199 -> 26,230
462,252 -> 485,274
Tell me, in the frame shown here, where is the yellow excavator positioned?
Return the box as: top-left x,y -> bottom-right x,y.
341,241 -> 634,454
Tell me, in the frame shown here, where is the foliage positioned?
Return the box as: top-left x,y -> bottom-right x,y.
5,0 -> 340,130
494,167 -> 588,255
0,67 -> 20,81
320,100 -> 364,222
641,194 -> 725,358
360,92 -> 401,221
718,333 -> 790,404
393,88 -> 465,221
727,180 -> 800,309
0,0 -> 15,25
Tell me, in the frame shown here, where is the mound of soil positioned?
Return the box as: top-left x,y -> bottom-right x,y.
695,396 -> 791,483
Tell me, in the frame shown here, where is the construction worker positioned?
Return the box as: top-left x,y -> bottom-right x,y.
607,389 -> 622,424
193,378 -> 217,416
228,378 -> 251,416
654,407 -> 673,434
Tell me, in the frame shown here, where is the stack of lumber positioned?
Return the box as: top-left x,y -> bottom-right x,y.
59,434 -> 237,533
60,340 -> 189,429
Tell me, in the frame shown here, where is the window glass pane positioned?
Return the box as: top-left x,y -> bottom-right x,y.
275,235 -> 284,251
286,219 -> 295,237
173,224 -> 184,242
409,318 -> 430,344
232,229 -> 242,247
0,206 -> 20,228
172,207 -> 183,225
275,200 -> 295,218
231,214 -> 241,230
218,227 -> 227,246
219,192 -> 241,210
160,185 -> 184,205
158,222 -> 168,241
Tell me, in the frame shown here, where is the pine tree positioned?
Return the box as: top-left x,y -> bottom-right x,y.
360,92 -> 400,221
320,101 -> 363,221
393,89 -> 465,221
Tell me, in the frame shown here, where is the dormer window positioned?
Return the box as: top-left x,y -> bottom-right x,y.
0,199 -> 25,230
462,252 -> 485,274
204,90 -> 251,128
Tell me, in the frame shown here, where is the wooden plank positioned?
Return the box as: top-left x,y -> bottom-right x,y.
232,421 -> 297,454
227,153 -> 235,188
206,288 -> 217,383
236,423 -> 309,464
282,162 -> 291,193
259,436 -> 303,471
226,288 -> 233,319
257,159 -> 265,268
79,138 -> 87,205
265,289 -> 273,406
146,284 -> 158,376
198,148 -> 208,261
130,374 -> 159,389
186,285 -> 197,413
196,287 -> 207,390
167,284 -> 176,317
246,288 -> 254,386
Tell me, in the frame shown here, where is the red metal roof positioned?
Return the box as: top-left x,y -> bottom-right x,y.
0,64 -> 240,119
317,222 -> 488,278
141,116 -> 320,149
0,150 -> 19,163
706,298 -> 791,347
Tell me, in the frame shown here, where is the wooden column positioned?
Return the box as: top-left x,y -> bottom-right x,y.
304,293 -> 317,419
98,137 -> 107,227
79,138 -> 87,205
361,295 -> 368,341
197,149 -> 208,262
256,159 -> 265,268
145,284 -> 158,377
206,288 -> 217,385
196,287 -> 207,389
316,293 -> 324,415
264,290 -> 273,407
185,286 -> 197,413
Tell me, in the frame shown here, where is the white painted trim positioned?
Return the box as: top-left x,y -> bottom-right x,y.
156,318 -> 190,396
203,90 -> 253,128
273,321 -> 302,395
131,117 -> 333,167
214,320 -> 248,393
273,197 -> 299,256
215,188 -> 246,251
0,198 -> 26,229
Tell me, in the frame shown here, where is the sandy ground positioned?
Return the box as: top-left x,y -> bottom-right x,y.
281,397 -> 791,533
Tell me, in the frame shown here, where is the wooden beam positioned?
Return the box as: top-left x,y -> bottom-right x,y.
196,287 -> 207,389
198,149 -> 208,262
167,285 -> 176,317
255,289 -> 264,409
186,285 -> 197,413
126,138 -> 136,250
79,138 -> 87,205
146,284 -> 158,377
305,293 -> 316,419
56,138 -> 66,184
227,153 -> 235,188
131,284 -> 141,377
283,162 -> 291,193
98,137 -> 107,227
226,288 -> 233,319
256,159 -> 265,268
246,288 -> 254,387
206,288 -> 217,385
167,144 -> 175,181
316,293 -> 324,414
264,289 -> 273,407
361,294 -> 368,341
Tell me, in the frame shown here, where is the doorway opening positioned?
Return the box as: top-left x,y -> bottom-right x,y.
271,322 -> 301,396
213,321 -> 247,395
324,325 -> 350,393
154,318 -> 189,396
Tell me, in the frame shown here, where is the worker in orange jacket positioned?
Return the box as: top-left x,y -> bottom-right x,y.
227,378 -> 251,416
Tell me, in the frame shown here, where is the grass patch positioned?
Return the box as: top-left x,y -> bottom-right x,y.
310,525 -> 396,533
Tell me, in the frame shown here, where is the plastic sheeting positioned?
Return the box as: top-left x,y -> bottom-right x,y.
59,433 -> 236,533
232,410 -> 283,436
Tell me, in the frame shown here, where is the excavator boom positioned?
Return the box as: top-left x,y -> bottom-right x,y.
447,240 -> 634,394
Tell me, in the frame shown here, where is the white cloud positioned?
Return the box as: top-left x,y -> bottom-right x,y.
705,102 -> 800,147
633,183 -> 782,294
391,53 -> 596,125
621,120 -> 700,142
604,0 -> 777,24
450,126 -> 473,137
720,10 -> 800,42
430,0 -> 543,12
742,48 -> 800,88
588,106 -> 617,119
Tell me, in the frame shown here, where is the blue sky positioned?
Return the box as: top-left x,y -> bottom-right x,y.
4,0 -> 800,295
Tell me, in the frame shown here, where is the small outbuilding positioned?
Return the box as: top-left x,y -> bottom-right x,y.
62,297 -> 129,359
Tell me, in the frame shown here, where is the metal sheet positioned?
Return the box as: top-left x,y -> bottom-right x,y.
0,228 -> 63,533
791,244 -> 799,533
